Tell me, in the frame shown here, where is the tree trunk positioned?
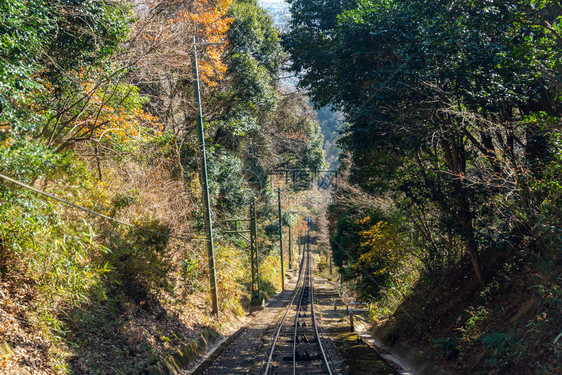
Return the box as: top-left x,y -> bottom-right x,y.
95,144 -> 103,181
466,237 -> 485,286
441,134 -> 486,286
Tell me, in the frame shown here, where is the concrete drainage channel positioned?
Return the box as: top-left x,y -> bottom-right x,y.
368,325 -> 451,375
344,311 -> 412,375
344,308 -> 451,375
354,331 -> 413,375
148,329 -> 222,375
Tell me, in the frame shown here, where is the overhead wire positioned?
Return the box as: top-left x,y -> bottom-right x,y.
0,172 -> 206,242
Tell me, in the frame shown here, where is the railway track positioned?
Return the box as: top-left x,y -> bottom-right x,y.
260,243 -> 336,375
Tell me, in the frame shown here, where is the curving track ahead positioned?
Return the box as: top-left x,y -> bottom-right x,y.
260,241 -> 336,375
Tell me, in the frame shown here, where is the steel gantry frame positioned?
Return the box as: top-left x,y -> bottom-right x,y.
223,201 -> 261,304
250,202 -> 260,303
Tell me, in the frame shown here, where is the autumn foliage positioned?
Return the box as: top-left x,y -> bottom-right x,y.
183,0 -> 233,85
0,0 -> 328,373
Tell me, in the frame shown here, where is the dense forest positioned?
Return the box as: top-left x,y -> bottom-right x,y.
0,0 -> 324,373
0,0 -> 560,374
284,0 -> 561,373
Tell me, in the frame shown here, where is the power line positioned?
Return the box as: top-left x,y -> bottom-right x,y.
0,172 -> 206,242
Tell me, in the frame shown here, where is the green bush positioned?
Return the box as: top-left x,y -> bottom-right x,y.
102,217 -> 172,301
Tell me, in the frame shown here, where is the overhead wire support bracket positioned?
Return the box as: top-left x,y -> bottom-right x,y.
220,202 -> 261,302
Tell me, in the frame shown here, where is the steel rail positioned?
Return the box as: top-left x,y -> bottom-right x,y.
263,244 -> 335,375
262,249 -> 307,374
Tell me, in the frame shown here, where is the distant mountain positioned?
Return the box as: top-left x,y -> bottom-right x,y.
258,0 -> 342,169
258,0 -> 290,29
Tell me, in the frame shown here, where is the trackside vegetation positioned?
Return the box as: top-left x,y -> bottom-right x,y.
0,0 -> 325,373
285,0 -> 561,373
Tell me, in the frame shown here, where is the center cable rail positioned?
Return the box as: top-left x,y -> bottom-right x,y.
261,246 -> 336,375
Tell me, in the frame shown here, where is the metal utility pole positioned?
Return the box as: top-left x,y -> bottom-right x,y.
288,226 -> 292,269
250,201 -> 260,303
277,188 -> 285,291
307,221 -> 311,254
193,37 -> 219,315
298,229 -> 301,255
306,217 -> 311,254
